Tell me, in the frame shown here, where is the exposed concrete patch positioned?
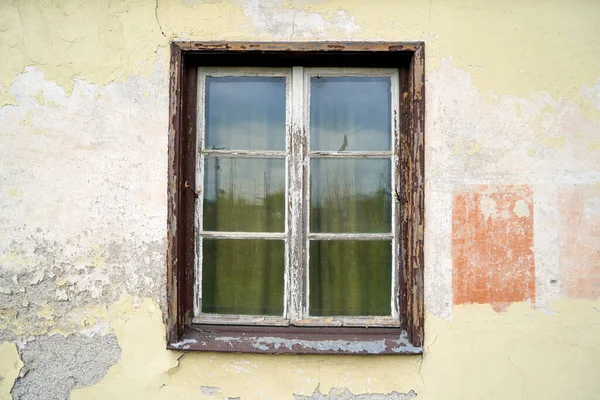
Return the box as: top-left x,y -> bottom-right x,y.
70,297 -> 181,400
294,387 -> 417,400
0,342 -> 23,400
11,334 -> 120,400
200,385 -> 219,395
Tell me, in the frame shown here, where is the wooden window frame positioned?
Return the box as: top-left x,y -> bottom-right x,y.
167,41 -> 425,355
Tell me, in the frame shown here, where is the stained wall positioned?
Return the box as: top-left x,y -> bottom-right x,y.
1,1 -> 600,399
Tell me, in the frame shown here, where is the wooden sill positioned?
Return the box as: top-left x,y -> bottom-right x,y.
167,325 -> 423,355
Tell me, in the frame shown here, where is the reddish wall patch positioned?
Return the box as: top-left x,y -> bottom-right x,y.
452,185 -> 535,309
559,185 -> 600,299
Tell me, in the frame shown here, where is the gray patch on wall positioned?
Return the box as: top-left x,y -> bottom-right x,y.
200,386 -> 219,395
295,387 -> 417,400
11,333 -> 121,400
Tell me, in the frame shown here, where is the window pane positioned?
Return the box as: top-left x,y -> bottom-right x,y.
205,76 -> 286,151
310,158 -> 391,233
202,239 -> 285,315
203,157 -> 285,232
309,240 -> 391,316
310,76 -> 391,151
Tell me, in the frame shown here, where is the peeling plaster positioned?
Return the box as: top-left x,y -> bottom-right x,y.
294,387 -> 417,400
0,57 -> 169,341
513,199 -> 531,218
2,1 -> 600,105
200,385 -> 220,396
11,334 -> 121,400
63,297 -> 600,399
1,0 -> 600,398
424,58 -> 600,318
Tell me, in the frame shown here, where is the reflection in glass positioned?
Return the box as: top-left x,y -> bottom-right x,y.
205,76 -> 286,151
309,240 -> 391,316
310,158 -> 391,233
202,239 -> 284,315
203,157 -> 285,232
310,76 -> 391,151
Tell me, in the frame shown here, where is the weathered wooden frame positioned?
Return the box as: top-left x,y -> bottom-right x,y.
167,41 -> 425,355
193,67 -> 293,326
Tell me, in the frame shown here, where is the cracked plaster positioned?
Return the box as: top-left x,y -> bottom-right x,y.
1,0 -> 599,107
1,0 -> 600,399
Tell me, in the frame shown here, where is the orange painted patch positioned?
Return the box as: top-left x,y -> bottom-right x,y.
559,186 -> 600,299
452,185 -> 535,308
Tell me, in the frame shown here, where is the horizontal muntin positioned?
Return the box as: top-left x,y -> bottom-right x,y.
200,231 -> 286,240
307,232 -> 393,240
202,149 -> 287,158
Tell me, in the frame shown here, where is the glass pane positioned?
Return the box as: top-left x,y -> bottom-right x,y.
309,240 -> 391,316
205,76 -> 286,151
310,76 -> 391,151
202,239 -> 285,315
203,157 -> 285,232
310,158 -> 391,233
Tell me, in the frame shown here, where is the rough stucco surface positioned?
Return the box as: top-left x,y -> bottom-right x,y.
11,334 -> 121,400
1,0 -> 600,399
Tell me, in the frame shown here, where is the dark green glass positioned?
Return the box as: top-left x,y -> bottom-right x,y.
202,239 -> 285,315
310,158 -> 392,233
205,76 -> 286,151
310,76 -> 391,151
309,240 -> 392,316
203,157 -> 285,232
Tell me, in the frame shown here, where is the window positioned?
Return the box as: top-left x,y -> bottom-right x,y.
167,42 -> 424,355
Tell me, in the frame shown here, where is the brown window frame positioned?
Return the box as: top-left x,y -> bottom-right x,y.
167,41 -> 425,355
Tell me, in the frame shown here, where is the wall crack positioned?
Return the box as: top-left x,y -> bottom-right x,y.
155,0 -> 166,37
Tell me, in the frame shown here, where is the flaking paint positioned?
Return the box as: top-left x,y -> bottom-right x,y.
2,1 -> 600,105
1,0 -> 600,398
67,296 -> 600,399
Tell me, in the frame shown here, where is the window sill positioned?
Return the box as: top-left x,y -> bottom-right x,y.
167,325 -> 423,355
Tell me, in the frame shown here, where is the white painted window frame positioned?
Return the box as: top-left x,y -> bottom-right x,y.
193,66 -> 401,327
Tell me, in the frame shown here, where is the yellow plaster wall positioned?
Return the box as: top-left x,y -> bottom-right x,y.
1,0 -> 600,398
68,297 -> 600,399
2,0 -> 599,104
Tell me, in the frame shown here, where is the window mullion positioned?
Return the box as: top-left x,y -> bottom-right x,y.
391,69 -> 401,320
287,66 -> 305,322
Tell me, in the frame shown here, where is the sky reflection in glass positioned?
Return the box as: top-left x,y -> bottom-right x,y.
310,76 -> 391,151
205,76 -> 286,151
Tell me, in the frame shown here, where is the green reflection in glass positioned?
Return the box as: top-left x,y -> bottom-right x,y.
205,76 -> 286,151
309,240 -> 391,316
310,158 -> 391,233
202,239 -> 285,316
310,76 -> 391,151
203,157 -> 285,232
